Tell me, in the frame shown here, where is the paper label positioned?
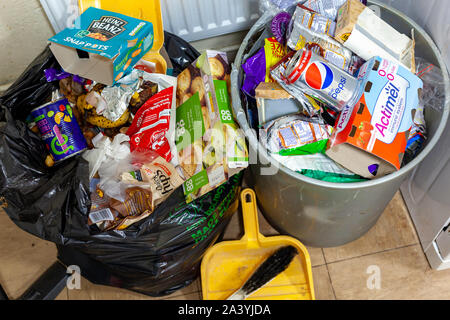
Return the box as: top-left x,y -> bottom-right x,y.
89,208 -> 114,224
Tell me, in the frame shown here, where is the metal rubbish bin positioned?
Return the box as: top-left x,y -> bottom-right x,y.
230,0 -> 450,247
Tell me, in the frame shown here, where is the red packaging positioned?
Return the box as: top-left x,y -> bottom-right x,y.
126,87 -> 174,162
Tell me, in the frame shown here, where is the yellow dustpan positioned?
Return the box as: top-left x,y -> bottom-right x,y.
201,188 -> 315,300
78,0 -> 167,74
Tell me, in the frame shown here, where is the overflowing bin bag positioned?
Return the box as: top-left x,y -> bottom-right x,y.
0,32 -> 243,296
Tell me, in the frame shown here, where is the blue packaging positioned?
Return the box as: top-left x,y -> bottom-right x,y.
49,7 -> 154,85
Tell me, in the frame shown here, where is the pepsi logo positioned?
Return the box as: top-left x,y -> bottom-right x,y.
304,62 -> 334,90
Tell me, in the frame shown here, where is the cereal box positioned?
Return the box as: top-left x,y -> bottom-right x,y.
326,56 -> 423,179
49,7 -> 154,85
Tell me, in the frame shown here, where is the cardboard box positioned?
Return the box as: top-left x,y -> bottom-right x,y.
49,7 -> 154,85
326,56 -> 423,179
175,50 -> 248,203
255,82 -> 303,125
335,0 -> 366,43
335,1 -> 416,72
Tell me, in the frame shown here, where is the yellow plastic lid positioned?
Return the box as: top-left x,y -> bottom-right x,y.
78,0 -> 166,73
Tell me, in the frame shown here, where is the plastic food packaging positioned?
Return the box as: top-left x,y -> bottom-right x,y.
415,57 -> 446,111
163,31 -> 201,77
88,150 -> 185,232
262,114 -> 332,155
176,50 -> 249,203
287,30 -> 356,74
82,132 -> 131,180
241,37 -> 287,97
242,47 -> 267,97
126,72 -> 178,164
271,11 -> 293,45
300,169 -> 367,182
120,152 -> 185,207
88,178 -> 154,231
271,152 -> 358,176
303,0 -> 367,21
287,5 -> 359,75
402,104 -> 426,166
264,37 -> 288,82
289,5 -> 337,41
259,0 -> 306,13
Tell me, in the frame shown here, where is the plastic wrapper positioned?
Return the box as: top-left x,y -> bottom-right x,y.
271,152 -> 359,176
1,41 -> 243,297
300,169 -> 367,182
289,5 -> 337,39
259,0 -> 306,13
242,47 -> 267,97
88,178 -> 154,232
88,150 -> 185,231
241,37 -> 287,97
120,151 -> 185,207
303,0 -> 367,21
44,68 -> 84,84
287,5 -> 357,74
264,37 -> 288,82
402,105 -> 426,166
415,57 -> 446,111
126,73 -> 178,164
82,132 -> 131,180
163,31 -> 201,77
271,11 -> 293,45
262,114 -> 332,155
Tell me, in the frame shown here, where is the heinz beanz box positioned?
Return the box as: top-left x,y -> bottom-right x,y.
49,7 -> 154,85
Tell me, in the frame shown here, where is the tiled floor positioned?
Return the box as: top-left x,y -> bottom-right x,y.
1,191 -> 449,300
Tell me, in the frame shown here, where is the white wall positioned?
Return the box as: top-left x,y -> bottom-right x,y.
0,0 -> 55,87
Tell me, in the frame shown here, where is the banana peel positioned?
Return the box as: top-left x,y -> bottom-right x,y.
77,94 -> 130,128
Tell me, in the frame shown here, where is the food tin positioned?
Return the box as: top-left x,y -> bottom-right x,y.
30,99 -> 87,162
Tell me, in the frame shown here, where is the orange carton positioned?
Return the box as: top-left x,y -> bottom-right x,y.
326,57 -> 423,179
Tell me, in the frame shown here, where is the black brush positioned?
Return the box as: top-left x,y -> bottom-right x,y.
227,245 -> 298,300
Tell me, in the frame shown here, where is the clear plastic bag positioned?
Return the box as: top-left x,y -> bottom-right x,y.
415,57 -> 446,111
258,0 -> 305,14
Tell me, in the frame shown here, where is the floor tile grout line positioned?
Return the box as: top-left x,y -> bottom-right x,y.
321,248 -> 328,265
325,243 -> 418,266
324,263 -> 337,300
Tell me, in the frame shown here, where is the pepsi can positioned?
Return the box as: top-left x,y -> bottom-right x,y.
284,49 -> 360,110
30,99 -> 87,162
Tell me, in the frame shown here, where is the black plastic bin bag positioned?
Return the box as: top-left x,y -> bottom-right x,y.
0,32 -> 243,297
